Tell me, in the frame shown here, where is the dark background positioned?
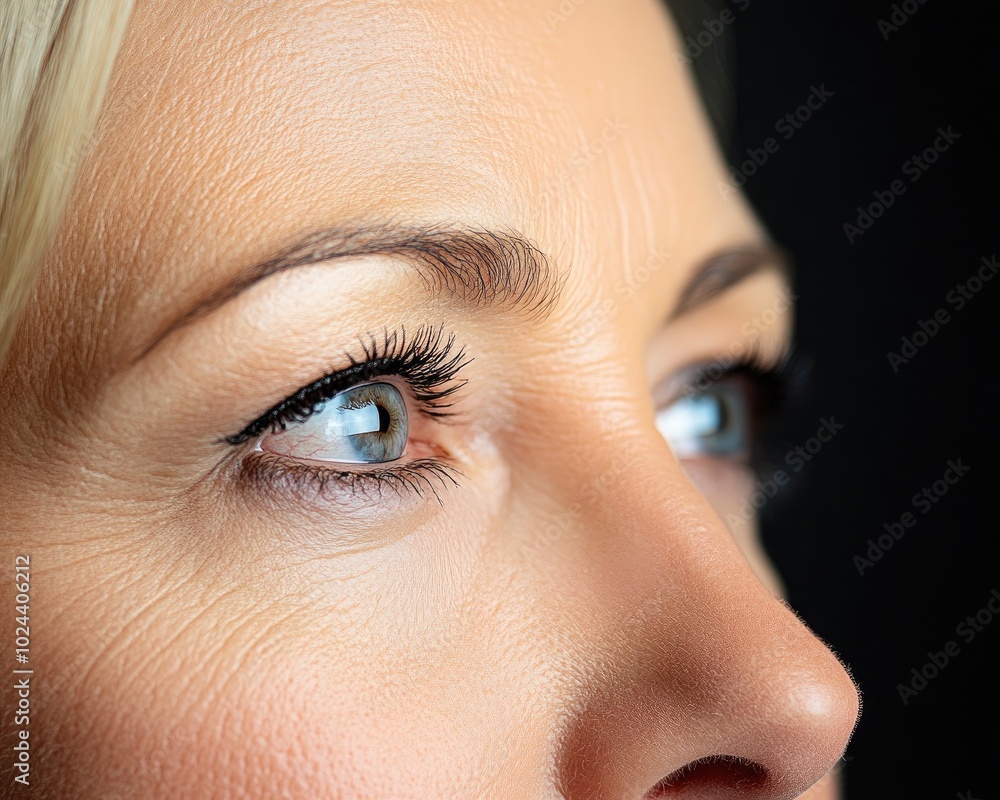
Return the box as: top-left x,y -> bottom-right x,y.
690,0 -> 999,796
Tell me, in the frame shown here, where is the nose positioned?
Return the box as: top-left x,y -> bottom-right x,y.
542,429 -> 861,799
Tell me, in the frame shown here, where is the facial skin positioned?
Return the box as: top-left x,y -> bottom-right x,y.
0,0 -> 858,797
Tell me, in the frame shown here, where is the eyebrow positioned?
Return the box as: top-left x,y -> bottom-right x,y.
138,225 -> 787,359
138,225 -> 560,360
669,242 -> 791,320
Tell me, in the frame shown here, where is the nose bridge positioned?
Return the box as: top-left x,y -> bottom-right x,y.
527,425 -> 860,798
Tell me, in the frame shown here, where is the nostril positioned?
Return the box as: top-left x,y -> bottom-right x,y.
646,755 -> 769,797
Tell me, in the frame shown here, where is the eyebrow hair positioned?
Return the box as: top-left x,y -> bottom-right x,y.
669,242 -> 791,321
138,224 -> 787,359
138,225 -> 562,360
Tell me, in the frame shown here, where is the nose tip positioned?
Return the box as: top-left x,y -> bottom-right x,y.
774,638 -> 861,797
555,603 -> 860,800
653,600 -> 862,800
756,649 -> 861,797
668,585 -> 862,794
553,564 -> 861,800
791,663 -> 861,738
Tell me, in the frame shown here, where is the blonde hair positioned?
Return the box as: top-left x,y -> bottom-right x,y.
0,0 -> 134,365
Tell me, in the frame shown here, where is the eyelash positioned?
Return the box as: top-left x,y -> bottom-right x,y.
226,329 -> 801,502
225,323 -> 471,502
226,323 -> 471,445
240,454 -> 464,504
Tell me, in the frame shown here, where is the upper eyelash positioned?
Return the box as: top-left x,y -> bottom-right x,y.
692,348 -> 811,473
706,357 -> 791,420
681,343 -> 806,417
224,323 -> 472,445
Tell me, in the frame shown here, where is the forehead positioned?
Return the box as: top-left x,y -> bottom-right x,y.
45,0 -> 758,368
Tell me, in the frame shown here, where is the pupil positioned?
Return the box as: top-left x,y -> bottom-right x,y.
716,396 -> 729,432
376,403 -> 391,433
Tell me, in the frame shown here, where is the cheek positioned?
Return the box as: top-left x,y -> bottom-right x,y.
36,591 -> 380,797
27,511 -> 559,799
24,531 -> 325,796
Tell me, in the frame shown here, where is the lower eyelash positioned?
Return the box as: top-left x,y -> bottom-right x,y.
238,451 -> 463,506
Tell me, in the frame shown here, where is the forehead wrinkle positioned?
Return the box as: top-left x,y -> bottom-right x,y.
605,126 -> 635,286
570,103 -> 685,303
619,133 -> 663,271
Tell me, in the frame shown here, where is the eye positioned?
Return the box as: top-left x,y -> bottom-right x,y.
655,383 -> 750,459
259,381 -> 407,465
655,352 -> 797,463
224,324 -> 470,502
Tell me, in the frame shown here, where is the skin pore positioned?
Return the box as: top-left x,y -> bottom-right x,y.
0,1 -> 859,798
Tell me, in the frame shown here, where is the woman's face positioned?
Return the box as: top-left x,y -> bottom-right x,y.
1,0 -> 858,797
